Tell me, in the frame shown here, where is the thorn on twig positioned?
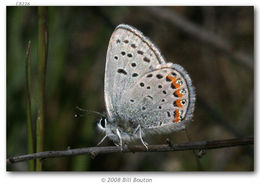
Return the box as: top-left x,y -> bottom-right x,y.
6,137 -> 253,165
166,138 -> 173,147
196,149 -> 206,159
128,146 -> 136,154
40,158 -> 46,162
90,151 -> 97,159
7,158 -> 14,164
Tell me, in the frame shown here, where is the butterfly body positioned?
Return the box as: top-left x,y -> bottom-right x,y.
98,24 -> 195,148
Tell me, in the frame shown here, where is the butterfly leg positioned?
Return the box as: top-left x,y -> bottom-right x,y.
116,128 -> 123,151
97,135 -> 107,146
135,125 -> 149,150
134,125 -> 141,134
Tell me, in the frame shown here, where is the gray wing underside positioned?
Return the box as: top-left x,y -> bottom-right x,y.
120,64 -> 195,135
104,24 -> 195,135
104,24 -> 166,122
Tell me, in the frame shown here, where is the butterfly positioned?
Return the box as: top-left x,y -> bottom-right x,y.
97,24 -> 195,150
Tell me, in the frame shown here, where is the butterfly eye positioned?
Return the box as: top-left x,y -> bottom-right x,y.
176,79 -> 183,86
180,88 -> 186,95
181,99 -> 187,105
97,117 -> 107,132
101,118 -> 106,128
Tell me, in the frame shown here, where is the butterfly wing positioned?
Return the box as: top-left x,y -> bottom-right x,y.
120,63 -> 195,135
104,24 -> 166,123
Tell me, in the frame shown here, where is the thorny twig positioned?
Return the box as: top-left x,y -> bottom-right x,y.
7,137 -> 253,165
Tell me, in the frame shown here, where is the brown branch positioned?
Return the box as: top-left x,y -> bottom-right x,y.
145,7 -> 253,70
7,137 -> 253,165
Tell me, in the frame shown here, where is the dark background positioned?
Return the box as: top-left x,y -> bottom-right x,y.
7,6 -> 254,171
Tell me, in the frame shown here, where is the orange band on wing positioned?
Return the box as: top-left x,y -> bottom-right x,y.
175,99 -> 183,108
167,75 -> 180,89
174,109 -> 180,123
175,89 -> 183,97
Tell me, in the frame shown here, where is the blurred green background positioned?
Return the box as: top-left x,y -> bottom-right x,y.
7,6 -> 254,171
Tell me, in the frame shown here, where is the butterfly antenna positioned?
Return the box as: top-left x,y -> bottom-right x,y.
75,106 -> 106,117
74,114 -> 85,118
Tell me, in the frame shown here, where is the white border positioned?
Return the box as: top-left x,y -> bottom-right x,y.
1,0 -> 258,6
1,1 -> 258,186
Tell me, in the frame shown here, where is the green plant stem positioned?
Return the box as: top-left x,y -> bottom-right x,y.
36,116 -> 42,170
36,6 -> 48,171
25,40 -> 34,171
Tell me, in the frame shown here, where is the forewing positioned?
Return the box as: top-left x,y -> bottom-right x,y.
104,24 -> 166,122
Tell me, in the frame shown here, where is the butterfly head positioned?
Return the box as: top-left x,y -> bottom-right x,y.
97,117 -> 107,133
97,117 -> 121,143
